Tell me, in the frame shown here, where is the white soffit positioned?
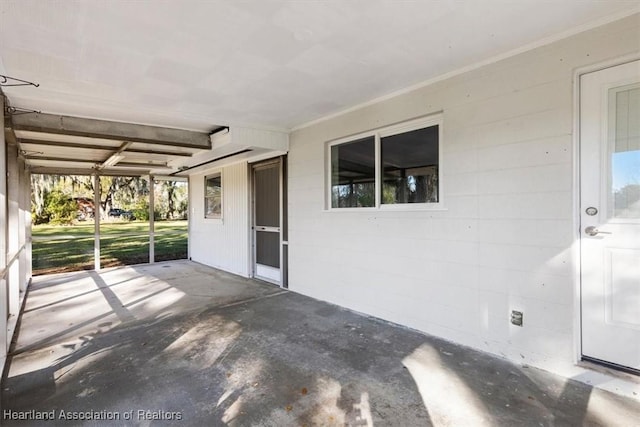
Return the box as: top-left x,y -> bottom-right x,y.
1,1 -> 638,132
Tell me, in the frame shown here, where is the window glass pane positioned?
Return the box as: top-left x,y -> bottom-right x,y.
381,125 -> 439,204
205,175 -> 221,217
610,86 -> 640,219
206,176 -> 221,197
331,136 -> 375,208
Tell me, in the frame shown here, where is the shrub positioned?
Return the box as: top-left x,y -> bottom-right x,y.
133,199 -> 163,221
45,190 -> 77,225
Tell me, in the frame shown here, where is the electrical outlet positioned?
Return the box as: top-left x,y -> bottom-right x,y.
511,310 -> 523,326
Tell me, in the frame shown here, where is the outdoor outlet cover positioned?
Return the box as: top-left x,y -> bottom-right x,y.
511,310 -> 523,326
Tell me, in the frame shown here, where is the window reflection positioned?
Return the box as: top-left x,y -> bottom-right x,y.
205,174 -> 222,218
381,125 -> 439,204
331,136 -> 376,208
610,86 -> 640,219
612,150 -> 640,218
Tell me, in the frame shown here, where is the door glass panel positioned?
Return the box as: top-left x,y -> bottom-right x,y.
255,166 -> 280,227
609,85 -> 640,219
256,231 -> 280,268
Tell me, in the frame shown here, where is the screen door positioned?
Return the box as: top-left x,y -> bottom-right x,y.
253,159 -> 282,284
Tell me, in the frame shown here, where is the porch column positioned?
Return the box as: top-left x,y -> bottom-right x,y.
94,174 -> 101,270
149,175 -> 154,264
187,176 -> 191,261
24,167 -> 32,280
0,94 -> 7,360
6,141 -> 20,316
17,158 -> 27,292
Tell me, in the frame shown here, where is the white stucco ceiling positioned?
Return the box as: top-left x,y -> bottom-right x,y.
1,0 -> 638,132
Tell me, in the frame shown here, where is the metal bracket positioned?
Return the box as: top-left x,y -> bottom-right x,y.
5,106 -> 41,115
0,74 -> 40,88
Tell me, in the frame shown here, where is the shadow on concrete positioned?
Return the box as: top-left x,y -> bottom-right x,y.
2,261 -> 639,425
2,291 -> 430,425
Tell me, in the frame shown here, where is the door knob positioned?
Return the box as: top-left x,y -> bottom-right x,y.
584,226 -> 611,236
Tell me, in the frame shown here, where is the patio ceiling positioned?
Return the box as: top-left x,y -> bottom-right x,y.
4,111 -> 220,176
1,1 -> 638,133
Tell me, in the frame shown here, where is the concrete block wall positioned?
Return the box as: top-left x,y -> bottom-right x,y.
287,14 -> 640,375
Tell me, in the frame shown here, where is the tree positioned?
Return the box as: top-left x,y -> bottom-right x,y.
44,190 -> 77,225
31,174 -> 63,221
163,181 -> 177,219
31,174 -> 187,223
69,175 -> 149,217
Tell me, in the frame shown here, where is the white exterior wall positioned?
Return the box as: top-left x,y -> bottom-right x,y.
189,162 -> 250,277
287,15 -> 640,377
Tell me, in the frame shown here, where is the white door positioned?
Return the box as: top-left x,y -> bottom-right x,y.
581,59 -> 640,370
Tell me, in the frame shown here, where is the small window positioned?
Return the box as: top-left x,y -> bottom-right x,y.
327,115 -> 442,210
205,173 -> 222,218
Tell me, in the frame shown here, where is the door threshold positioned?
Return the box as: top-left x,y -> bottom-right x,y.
253,276 -> 282,287
579,357 -> 640,383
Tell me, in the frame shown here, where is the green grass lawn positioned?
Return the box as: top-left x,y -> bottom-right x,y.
32,220 -> 188,275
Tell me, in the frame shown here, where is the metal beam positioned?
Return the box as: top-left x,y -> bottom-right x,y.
153,175 -> 188,182
18,138 -> 114,151
115,161 -> 170,168
126,148 -> 193,157
18,138 -> 195,156
11,112 -> 211,149
23,155 -> 98,163
98,141 -> 131,169
29,167 -> 148,177
24,154 -> 172,171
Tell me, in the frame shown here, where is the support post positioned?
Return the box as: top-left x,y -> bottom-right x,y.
149,175 -> 154,264
24,167 -> 32,280
6,142 -> 20,317
0,94 -> 7,363
17,158 -> 27,292
94,174 -> 101,270
187,176 -> 191,261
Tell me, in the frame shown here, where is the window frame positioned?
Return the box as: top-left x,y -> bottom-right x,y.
204,172 -> 223,220
326,114 -> 444,211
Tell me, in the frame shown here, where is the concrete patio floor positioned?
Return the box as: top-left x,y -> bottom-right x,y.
2,260 -> 639,426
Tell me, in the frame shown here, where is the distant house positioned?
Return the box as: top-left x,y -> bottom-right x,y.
74,197 -> 94,221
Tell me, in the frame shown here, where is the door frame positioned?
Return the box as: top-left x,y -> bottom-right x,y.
573,53 -> 640,367
250,156 -> 287,287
